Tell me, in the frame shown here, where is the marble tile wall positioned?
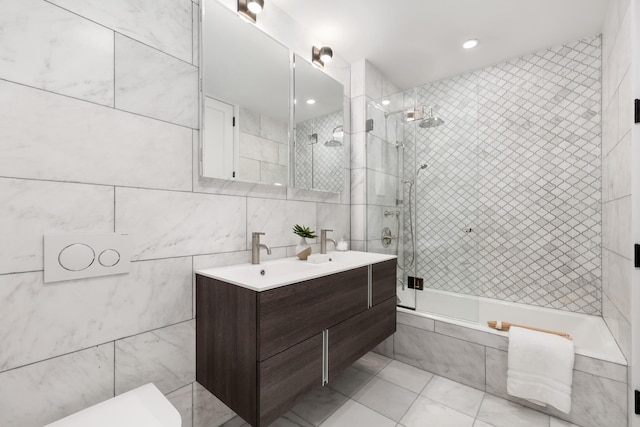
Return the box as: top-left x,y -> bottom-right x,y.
405,36 -> 603,315
601,0 -> 633,367
0,1 -> 351,426
384,313 -> 629,427
295,110 -> 345,193
350,60 -> 401,254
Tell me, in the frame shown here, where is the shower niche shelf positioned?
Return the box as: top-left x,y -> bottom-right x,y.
195,256 -> 396,427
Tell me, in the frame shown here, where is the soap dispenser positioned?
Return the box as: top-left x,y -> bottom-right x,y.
336,237 -> 348,251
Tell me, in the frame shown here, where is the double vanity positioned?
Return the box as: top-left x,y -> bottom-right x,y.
195,251 -> 397,427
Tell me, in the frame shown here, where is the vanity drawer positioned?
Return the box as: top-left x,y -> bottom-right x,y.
258,266 -> 368,361
372,259 -> 397,306
327,296 -> 396,381
258,332 -> 323,427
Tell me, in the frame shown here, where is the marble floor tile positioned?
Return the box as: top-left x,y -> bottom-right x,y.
291,385 -> 348,426
193,383 -> 235,427
353,352 -> 392,375
421,376 -> 485,417
352,377 -> 418,422
318,400 -> 396,427
476,394 -> 550,427
376,360 -> 434,393
327,366 -> 374,397
550,417 -> 581,427
166,384 -> 193,427
222,412 -> 313,427
399,396 -> 475,427
473,421 -> 494,427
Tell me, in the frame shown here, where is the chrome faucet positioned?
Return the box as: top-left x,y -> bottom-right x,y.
251,232 -> 272,264
320,229 -> 337,254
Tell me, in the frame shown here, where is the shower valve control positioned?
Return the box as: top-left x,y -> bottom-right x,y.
464,228 -> 473,233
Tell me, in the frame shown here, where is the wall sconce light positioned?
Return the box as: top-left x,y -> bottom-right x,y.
238,0 -> 264,23
312,46 -> 333,68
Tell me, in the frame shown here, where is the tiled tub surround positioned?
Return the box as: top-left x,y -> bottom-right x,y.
397,35 -> 603,315
382,309 -> 627,427
0,0 -> 352,426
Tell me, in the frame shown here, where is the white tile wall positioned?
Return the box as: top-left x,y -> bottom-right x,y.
47,0 -> 194,63
601,0 -> 633,386
246,197 -> 317,247
0,258 -> 192,372
115,34 -> 198,128
115,320 -> 195,395
115,188 -> 246,260
0,178 -> 114,274
0,80 -> 193,191
0,343 -> 115,427
0,0 -> 114,106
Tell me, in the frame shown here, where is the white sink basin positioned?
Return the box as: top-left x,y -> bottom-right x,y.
196,251 -> 396,292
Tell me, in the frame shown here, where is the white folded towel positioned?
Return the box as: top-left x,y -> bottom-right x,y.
507,326 -> 575,413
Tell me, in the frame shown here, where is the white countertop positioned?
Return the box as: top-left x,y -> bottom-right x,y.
195,251 -> 397,292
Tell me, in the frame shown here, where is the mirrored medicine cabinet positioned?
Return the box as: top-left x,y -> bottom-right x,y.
200,0 -> 346,194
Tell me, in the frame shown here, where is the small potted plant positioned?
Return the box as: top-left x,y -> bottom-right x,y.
293,224 -> 316,260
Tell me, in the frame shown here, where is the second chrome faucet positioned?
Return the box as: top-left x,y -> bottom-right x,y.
320,229 -> 337,254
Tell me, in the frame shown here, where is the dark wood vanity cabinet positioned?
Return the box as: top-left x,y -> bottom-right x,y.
196,258 -> 397,427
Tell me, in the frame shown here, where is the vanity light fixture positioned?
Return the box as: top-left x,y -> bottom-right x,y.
463,39 -> 479,49
381,100 -> 391,106
312,45 -> 333,68
238,0 -> 264,23
306,99 -> 316,105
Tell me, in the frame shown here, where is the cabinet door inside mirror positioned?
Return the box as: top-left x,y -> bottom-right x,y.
201,0 -> 290,186
293,55 -> 344,193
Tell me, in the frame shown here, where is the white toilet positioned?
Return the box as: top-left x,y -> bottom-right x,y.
44,383 -> 182,427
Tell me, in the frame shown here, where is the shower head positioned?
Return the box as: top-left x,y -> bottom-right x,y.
417,162 -> 428,172
324,125 -> 343,147
419,116 -> 444,128
419,107 -> 444,128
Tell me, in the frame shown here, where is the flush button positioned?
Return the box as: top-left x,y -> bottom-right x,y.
58,243 -> 95,271
99,249 -> 120,267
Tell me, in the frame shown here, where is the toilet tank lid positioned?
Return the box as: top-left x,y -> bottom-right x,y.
44,383 -> 181,427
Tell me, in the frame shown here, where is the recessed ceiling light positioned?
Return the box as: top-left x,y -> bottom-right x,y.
381,100 -> 391,106
463,39 -> 479,49
306,99 -> 316,105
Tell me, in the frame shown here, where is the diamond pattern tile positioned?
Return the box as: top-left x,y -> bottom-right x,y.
295,110 -> 344,193
379,36 -> 602,315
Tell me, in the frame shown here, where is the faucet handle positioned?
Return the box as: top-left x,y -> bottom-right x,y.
321,229 -> 333,234
252,231 -> 265,237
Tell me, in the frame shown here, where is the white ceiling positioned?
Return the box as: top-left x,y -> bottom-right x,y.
270,0 -> 608,91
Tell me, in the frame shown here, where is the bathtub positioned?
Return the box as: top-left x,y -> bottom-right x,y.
402,288 -> 627,365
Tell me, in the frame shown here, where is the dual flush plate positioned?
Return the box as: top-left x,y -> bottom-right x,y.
44,233 -> 131,283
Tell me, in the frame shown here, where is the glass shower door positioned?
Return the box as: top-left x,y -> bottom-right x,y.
412,78 -> 480,322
